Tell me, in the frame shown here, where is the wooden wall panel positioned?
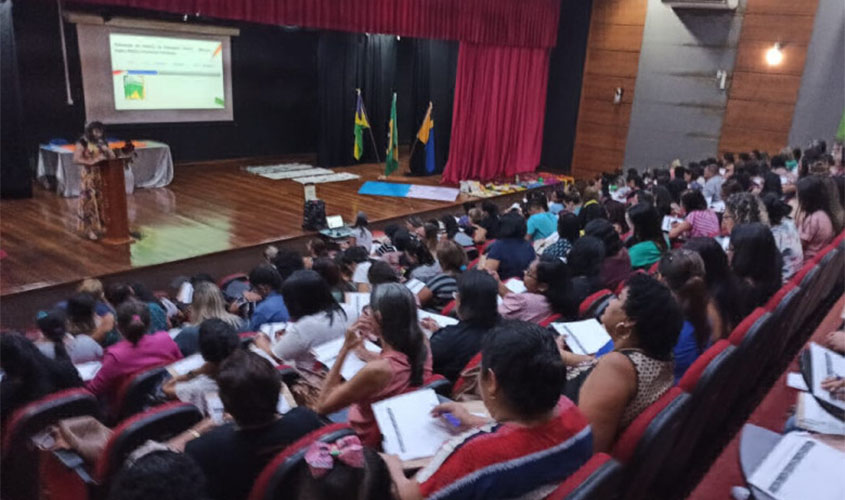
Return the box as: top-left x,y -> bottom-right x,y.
718,0 -> 820,154
570,0 -> 648,178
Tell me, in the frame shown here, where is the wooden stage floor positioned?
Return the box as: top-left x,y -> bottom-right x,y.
0,161 -> 547,328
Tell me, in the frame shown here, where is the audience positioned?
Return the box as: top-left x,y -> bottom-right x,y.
272,248 -> 306,281
543,212 -> 580,260
567,236 -> 607,304
72,278 -> 117,345
657,249 -> 712,381
497,258 -> 577,322
130,282 -> 169,333
247,264 -> 290,330
108,450 -> 208,500
39,302 -> 103,363
722,192 -> 769,236
0,332 -> 83,424
404,238 -> 440,282
417,240 -> 466,310
315,283 -> 431,447
525,197 -> 557,242
430,270 -> 501,383
762,193 -> 804,281
626,203 -> 668,269
351,212 -> 374,252
796,175 -> 842,261
86,301 -> 182,405
584,219 -> 632,292
289,438 -> 392,500
367,260 -> 401,286
729,223 -> 783,312
175,282 -> 246,356
185,350 -> 324,500
570,274 -> 682,452
478,201 -> 501,239
484,212 -> 536,279
385,320 -> 593,500
313,257 -> 356,302
669,190 -> 720,240
66,291 -> 113,347
163,318 -> 240,406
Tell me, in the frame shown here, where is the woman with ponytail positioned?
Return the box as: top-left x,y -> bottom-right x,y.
315,283 -> 432,447
36,307 -> 102,364
87,300 -> 182,405
657,249 -> 712,382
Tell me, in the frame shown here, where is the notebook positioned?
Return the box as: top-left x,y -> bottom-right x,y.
372,388 -> 454,461
552,319 -> 613,355
167,353 -> 205,377
661,216 -> 684,233
405,279 -> 426,295
504,278 -> 527,294
806,342 -> 845,411
795,392 -> 845,435
312,336 -> 381,380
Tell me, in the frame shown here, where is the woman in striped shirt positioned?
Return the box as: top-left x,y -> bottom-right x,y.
668,190 -> 720,240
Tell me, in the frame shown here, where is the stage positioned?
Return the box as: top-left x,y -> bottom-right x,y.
0,158 -> 549,328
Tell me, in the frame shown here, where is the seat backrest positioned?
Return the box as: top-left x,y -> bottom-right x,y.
94,402 -> 203,483
766,285 -> 803,359
578,289 -> 613,319
727,308 -> 770,346
112,365 -> 170,422
441,299 -> 457,317
420,374 -> 453,397
539,313 -> 563,327
249,424 -> 356,500
451,352 -> 483,398
545,453 -> 622,500
679,341 -> 738,428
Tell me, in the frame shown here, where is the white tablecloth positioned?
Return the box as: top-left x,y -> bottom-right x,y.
36,140 -> 174,197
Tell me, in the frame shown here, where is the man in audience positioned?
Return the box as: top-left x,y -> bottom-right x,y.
246,263 -> 289,330
702,163 -> 724,203
185,350 -> 323,500
525,198 -> 557,242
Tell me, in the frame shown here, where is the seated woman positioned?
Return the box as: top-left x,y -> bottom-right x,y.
584,219 -> 632,292
684,237 -> 745,340
429,270 -> 500,383
484,212 -> 536,280
570,273 -> 683,452
542,212 -> 580,260
314,283 -> 431,448
66,291 -> 114,349
0,332 -> 83,424
174,282 -> 246,357
668,190 -> 720,240
567,236 -> 607,305
796,175 -> 842,261
86,301 -> 183,405
384,320 -> 593,500
657,249 -> 713,382
313,257 -> 357,303
418,240 -> 466,310
721,192 -> 769,236
626,202 -> 669,269
163,318 -> 240,406
290,438 -> 392,500
73,278 -> 117,345
405,238 -> 441,283
762,193 -> 804,281
729,223 -> 783,313
37,305 -> 102,364
257,270 -> 349,368
496,258 -> 577,323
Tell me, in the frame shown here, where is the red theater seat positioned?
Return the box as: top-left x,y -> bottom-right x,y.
539,313 -> 563,327
578,289 -> 613,319
451,352 -> 483,399
111,365 -> 170,423
544,453 -> 622,500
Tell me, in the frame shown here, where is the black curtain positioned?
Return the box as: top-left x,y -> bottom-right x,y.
406,38 -> 458,176
317,32 -> 397,167
540,0 -> 594,172
1,0 -> 32,198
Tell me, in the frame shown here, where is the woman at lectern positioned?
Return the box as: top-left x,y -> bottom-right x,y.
73,121 -> 115,240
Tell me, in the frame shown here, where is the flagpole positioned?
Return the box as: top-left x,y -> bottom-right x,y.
367,126 -> 381,164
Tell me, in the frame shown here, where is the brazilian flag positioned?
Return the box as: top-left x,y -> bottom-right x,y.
353,89 -> 371,161
385,93 -> 399,176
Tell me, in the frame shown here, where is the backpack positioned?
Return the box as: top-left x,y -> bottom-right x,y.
302,200 -> 327,231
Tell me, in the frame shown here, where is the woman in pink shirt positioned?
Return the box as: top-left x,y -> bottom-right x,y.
497,259 -> 576,323
87,300 -> 182,406
314,283 -> 431,448
796,176 -> 842,261
668,190 -> 720,240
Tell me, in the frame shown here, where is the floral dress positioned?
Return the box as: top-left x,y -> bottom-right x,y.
76,141 -> 109,239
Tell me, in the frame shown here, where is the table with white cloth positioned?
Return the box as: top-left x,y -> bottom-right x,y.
36,140 -> 174,197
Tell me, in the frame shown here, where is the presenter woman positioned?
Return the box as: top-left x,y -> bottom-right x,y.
73,121 -> 115,240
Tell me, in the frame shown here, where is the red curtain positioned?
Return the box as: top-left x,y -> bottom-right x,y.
442,43 -> 550,183
78,0 -> 560,48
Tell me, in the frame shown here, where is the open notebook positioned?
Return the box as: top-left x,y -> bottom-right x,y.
373,388 -> 454,461
552,319 -> 612,355
312,336 -> 381,381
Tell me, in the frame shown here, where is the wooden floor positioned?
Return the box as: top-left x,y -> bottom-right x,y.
0,161 -> 480,297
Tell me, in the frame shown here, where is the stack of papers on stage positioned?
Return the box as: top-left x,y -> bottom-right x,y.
748,432 -> 845,500
167,353 -> 205,376
505,278 -> 527,294
796,392 -> 845,435
312,337 -> 381,380
373,389 -> 453,461
552,319 -> 613,355
75,361 -> 102,381
246,164 -> 360,184
807,342 -> 845,410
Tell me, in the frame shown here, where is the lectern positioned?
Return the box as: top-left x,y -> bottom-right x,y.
97,157 -> 132,245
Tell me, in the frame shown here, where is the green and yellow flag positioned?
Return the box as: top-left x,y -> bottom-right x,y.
385,93 -> 399,176
353,89 -> 371,161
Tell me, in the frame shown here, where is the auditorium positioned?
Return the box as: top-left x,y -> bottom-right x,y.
0,0 -> 843,498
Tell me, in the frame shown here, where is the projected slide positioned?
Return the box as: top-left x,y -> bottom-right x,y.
109,33 -> 225,110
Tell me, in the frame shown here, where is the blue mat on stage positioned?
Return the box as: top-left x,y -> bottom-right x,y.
358,181 -> 412,197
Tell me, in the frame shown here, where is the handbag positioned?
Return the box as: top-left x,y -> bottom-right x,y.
57,416 -> 113,465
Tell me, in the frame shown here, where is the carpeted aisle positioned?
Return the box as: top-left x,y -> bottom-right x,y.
687,294 -> 845,499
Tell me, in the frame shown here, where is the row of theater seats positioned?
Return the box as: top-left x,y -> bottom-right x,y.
545,232 -> 845,500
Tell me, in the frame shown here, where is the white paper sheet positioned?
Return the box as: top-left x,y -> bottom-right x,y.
75,361 -> 102,381
167,353 -> 205,376
312,336 -> 381,381
372,388 -> 454,461
661,215 -> 684,233
176,281 -> 194,304
345,292 -> 371,316
259,322 -> 288,338
715,236 -> 730,251
552,319 -> 612,355
796,392 -> 845,435
205,392 -> 225,424
786,372 -> 809,392
505,278 -> 527,294
807,342 -> 845,410
710,201 -> 726,213
405,279 -> 426,295
748,432 -> 845,500
417,309 -> 459,329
